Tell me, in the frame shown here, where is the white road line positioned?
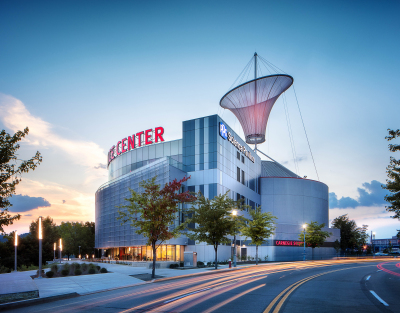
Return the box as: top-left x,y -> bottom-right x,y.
369,290 -> 389,306
366,275 -> 371,281
377,270 -> 382,272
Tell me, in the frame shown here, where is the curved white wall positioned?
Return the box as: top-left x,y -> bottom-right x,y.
260,177 -> 329,226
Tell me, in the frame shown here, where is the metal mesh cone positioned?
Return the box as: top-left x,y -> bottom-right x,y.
220,74 -> 293,144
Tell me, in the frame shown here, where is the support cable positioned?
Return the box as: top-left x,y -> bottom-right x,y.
293,85 -> 319,181
283,93 -> 299,175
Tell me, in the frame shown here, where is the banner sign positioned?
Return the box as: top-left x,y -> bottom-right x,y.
108,127 -> 164,166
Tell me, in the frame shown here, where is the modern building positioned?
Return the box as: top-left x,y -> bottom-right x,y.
372,236 -> 400,253
95,114 -> 340,262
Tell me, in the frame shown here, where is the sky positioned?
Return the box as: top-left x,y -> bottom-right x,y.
1,0 -> 399,239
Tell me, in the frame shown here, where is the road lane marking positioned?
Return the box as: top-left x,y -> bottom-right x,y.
264,264 -> 375,313
377,270 -> 382,272
369,290 -> 389,306
366,275 -> 371,281
202,284 -> 265,313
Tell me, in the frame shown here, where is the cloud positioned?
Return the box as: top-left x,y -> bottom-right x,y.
9,194 -> 51,212
0,93 -> 106,169
282,156 -> 307,165
94,163 -> 107,169
24,214 -> 32,217
329,180 -> 388,209
62,200 -> 66,204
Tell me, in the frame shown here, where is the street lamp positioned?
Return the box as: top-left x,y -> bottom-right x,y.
38,216 -> 43,279
59,238 -> 62,264
232,209 -> 237,267
14,230 -> 18,272
302,224 -> 306,261
54,242 -> 56,261
79,246 -> 81,259
371,231 -> 376,257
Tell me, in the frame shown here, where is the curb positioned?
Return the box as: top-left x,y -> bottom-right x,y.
0,292 -> 79,311
0,263 -> 278,310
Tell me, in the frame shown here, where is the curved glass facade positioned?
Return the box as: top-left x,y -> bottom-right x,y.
108,139 -> 182,180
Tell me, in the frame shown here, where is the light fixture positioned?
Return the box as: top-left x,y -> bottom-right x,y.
38,216 -> 42,239
14,230 -> 18,246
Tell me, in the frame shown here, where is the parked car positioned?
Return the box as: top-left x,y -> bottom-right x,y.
375,252 -> 388,256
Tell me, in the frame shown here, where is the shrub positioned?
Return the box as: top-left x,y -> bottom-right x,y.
88,268 -> 96,274
169,263 -> 179,269
75,269 -> 82,275
179,262 -> 184,267
46,271 -> 54,278
197,261 -> 205,268
100,267 -> 107,273
62,263 -> 70,271
61,269 -> 69,276
207,262 -> 212,267
74,263 -> 81,269
81,263 -> 88,272
0,265 -> 10,274
96,265 -> 101,271
51,264 -> 58,273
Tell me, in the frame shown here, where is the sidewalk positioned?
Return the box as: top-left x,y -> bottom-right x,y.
0,260 -> 243,307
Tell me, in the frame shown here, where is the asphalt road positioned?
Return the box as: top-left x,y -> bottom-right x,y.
4,259 -> 400,313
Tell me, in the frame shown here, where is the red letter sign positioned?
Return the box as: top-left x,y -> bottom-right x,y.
155,127 -> 164,143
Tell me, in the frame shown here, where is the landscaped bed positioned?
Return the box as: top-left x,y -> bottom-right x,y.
31,262 -> 108,279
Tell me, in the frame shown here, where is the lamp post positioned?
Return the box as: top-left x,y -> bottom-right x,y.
79,246 -> 81,259
38,216 -> 43,279
14,230 -> 18,272
54,242 -> 56,261
59,238 -> 62,264
371,231 -> 376,257
302,224 -> 306,261
232,210 -> 237,267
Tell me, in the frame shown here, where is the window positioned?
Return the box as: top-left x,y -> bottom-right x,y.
241,170 -> 245,185
236,193 -> 241,201
237,151 -> 240,160
237,167 -> 240,182
241,155 -> 244,163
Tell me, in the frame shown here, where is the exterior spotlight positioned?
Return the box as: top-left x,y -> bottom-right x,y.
303,224 -> 306,229
232,210 -> 237,216
59,238 -> 62,263
14,230 -> 18,272
54,242 -> 56,260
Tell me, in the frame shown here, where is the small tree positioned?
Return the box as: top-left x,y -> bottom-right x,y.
382,129 -> 400,220
299,221 -> 331,260
0,128 -> 42,233
240,207 -> 276,265
331,214 -> 367,253
333,239 -> 341,258
59,221 -> 95,260
179,192 -> 240,270
118,176 -> 196,279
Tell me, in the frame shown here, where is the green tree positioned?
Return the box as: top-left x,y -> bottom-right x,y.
118,176 -> 196,279
59,221 -> 95,260
333,239 -> 341,258
179,192 -> 240,270
331,214 -> 368,253
0,127 -> 42,233
240,207 -> 276,265
383,129 -> 400,220
299,221 -> 331,260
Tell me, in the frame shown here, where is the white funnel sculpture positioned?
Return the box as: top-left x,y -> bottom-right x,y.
220,74 -> 293,145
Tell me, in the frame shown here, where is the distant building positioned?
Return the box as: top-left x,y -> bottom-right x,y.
372,236 -> 400,252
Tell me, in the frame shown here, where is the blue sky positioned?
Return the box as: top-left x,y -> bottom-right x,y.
1,0 -> 399,238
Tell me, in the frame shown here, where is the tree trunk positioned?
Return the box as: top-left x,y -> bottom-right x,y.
214,243 -> 218,270
152,242 -> 156,279
256,245 -> 258,265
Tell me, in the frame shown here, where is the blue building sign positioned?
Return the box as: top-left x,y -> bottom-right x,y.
219,122 -> 228,140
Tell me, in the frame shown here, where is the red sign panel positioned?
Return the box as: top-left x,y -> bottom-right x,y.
108,127 -> 164,166
274,240 -> 310,247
